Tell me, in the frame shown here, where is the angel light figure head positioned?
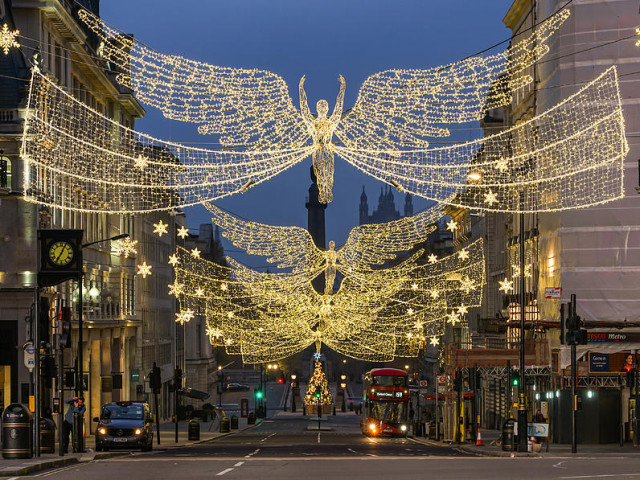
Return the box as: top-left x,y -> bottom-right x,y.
328,240 -> 335,250
316,99 -> 329,119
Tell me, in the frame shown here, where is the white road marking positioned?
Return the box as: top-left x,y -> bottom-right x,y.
216,468 -> 234,476
234,461 -> 245,467
260,433 -> 276,442
347,448 -> 358,454
245,448 -> 261,458
367,437 -> 377,444
554,461 -> 567,469
317,432 -> 321,443
560,475 -> 640,479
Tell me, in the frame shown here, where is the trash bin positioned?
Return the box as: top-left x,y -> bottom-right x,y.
247,412 -> 256,425
188,419 -> 200,441
40,417 -> 56,454
428,422 -> 436,440
502,419 -> 515,452
220,416 -> 230,433
72,412 -> 84,453
2,403 -> 33,459
230,415 -> 238,429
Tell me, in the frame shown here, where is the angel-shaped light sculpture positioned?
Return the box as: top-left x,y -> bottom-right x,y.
172,235 -> 485,363
22,8 -> 626,215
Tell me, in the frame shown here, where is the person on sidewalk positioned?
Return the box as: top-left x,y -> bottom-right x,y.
63,396 -> 85,453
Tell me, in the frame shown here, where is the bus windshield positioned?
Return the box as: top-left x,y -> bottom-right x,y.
369,400 -> 407,424
371,375 -> 407,387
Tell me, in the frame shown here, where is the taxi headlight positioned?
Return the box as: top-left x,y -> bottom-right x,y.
134,428 -> 143,435
400,425 -> 407,432
369,423 -> 376,431
98,427 -> 107,435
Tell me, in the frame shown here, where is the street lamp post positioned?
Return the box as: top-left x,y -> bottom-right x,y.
77,233 -> 129,400
340,374 -> 347,412
517,211 -> 528,452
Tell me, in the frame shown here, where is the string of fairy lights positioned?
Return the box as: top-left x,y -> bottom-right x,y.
20,9 -> 626,215
0,4 -> 630,363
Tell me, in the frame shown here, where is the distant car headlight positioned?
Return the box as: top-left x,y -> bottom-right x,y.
134,428 -> 143,435
400,425 -> 407,432
369,423 -> 376,431
98,427 -> 107,435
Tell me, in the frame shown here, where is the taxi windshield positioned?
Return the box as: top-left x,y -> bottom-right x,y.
101,404 -> 144,420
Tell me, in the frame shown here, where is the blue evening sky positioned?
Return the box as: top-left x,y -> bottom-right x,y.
101,1 -> 514,265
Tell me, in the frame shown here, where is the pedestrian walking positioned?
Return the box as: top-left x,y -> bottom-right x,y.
63,396 -> 85,453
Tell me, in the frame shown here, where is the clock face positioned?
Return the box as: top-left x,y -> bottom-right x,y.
48,241 -> 75,267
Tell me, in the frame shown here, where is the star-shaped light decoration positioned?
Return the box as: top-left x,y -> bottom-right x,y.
136,261 -> 152,278
168,281 -> 184,296
414,320 -> 424,330
227,311 -> 234,318
460,277 -> 476,294
220,283 -> 228,291
484,189 -> 498,206
428,253 -> 438,264
168,254 -> 180,266
153,220 -> 168,237
446,311 -> 460,325
134,154 -> 148,170
430,289 -> 440,299
0,24 -> 20,55
458,249 -> 469,261
115,237 -> 138,258
446,220 -> 458,232
430,336 -> 440,346
512,264 -> 521,277
195,287 -> 205,297
313,352 -> 322,361
499,278 -> 514,293
206,326 -> 223,339
411,283 -> 419,291
406,332 -> 414,339
175,309 -> 194,325
495,157 -> 509,172
457,305 -> 469,315
191,247 -> 201,258
177,226 -> 189,239
224,338 -> 233,346
258,327 -> 264,332
407,308 -> 414,315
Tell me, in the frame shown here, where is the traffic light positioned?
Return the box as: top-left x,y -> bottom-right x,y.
172,367 -> 182,392
150,365 -> 161,394
41,356 -> 56,387
511,375 -> 519,387
59,307 -> 72,348
255,388 -> 264,399
38,297 -> 50,343
565,315 -> 587,345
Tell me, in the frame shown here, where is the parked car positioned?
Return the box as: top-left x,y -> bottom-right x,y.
226,383 -> 250,392
94,401 -> 154,452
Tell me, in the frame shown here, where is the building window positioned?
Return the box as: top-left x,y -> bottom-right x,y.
0,156 -> 11,190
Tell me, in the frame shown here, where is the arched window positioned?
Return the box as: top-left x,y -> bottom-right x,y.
0,156 -> 11,191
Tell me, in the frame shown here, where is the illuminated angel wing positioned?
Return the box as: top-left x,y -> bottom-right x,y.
204,203 -> 325,273
336,203 -> 442,272
79,10 -> 309,149
335,10 -> 569,149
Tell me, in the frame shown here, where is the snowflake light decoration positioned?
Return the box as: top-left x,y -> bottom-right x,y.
153,220 -> 168,237
136,261 -> 152,278
0,24 -> 19,55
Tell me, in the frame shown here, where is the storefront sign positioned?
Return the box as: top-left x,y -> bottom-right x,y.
589,352 -> 610,373
588,332 -> 640,343
544,287 -> 562,299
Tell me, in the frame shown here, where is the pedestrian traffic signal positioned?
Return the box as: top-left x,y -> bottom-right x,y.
150,365 -> 161,394
511,375 -> 519,387
255,389 -> 264,399
565,315 -> 587,345
172,367 -> 182,392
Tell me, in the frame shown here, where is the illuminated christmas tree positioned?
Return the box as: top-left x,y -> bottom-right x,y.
305,362 -> 333,413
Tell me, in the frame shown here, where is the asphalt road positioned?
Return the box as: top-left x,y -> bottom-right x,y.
24,414 -> 640,479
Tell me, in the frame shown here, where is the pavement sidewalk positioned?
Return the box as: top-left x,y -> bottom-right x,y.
0,416 -> 259,477
409,428 -> 640,458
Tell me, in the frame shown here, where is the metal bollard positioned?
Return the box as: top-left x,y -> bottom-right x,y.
72,412 -> 84,453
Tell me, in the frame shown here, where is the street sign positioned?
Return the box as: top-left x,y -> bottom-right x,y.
545,287 -> 562,299
23,343 -> 35,371
437,376 -> 446,385
419,380 -> 428,388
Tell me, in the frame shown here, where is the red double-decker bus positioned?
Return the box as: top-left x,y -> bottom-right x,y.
361,368 -> 410,436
